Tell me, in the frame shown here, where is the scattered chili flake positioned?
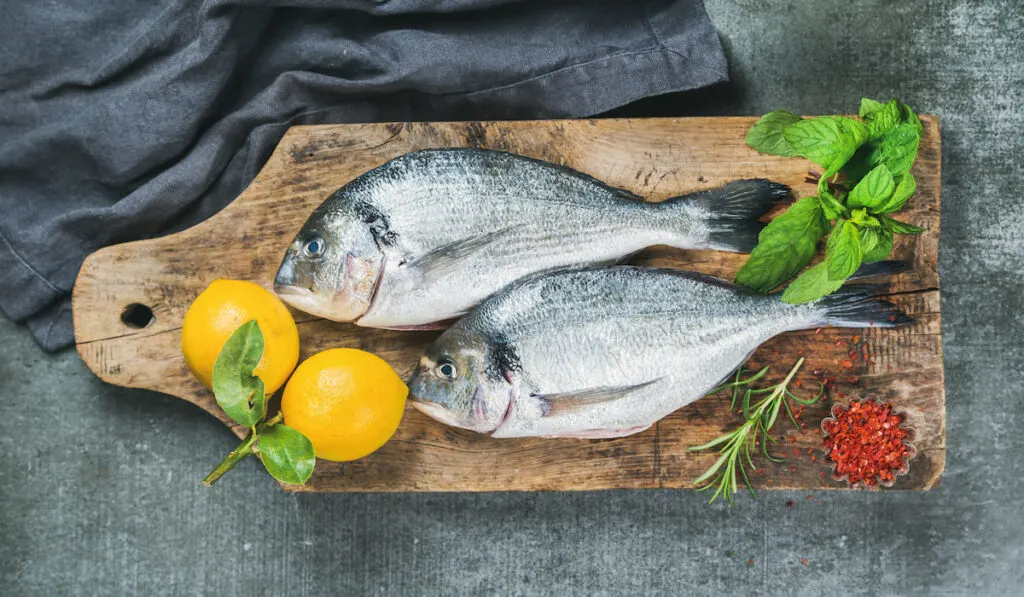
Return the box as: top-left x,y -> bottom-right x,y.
806,495 -> 813,500
852,335 -> 860,343
801,558 -> 808,566
819,471 -> 826,478
815,328 -> 822,334
788,466 -> 797,473
748,559 -> 754,566
822,398 -> 911,486
786,500 -> 795,507
840,359 -> 853,369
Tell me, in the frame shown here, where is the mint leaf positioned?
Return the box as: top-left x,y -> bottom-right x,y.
783,116 -> 865,176
817,185 -> 846,221
903,102 -> 923,133
258,424 -> 315,485
868,121 -> 921,176
865,99 -> 902,140
878,173 -> 916,213
843,100 -> 923,183
735,197 -> 831,293
781,261 -> 845,304
860,227 -> 894,263
839,116 -> 869,148
746,110 -> 802,156
212,320 -> 266,428
847,165 -> 895,211
880,215 -> 925,234
859,98 -> 885,119
850,208 -> 880,227
825,219 -> 863,281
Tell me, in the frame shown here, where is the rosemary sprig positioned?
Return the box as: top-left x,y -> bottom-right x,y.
689,358 -> 824,505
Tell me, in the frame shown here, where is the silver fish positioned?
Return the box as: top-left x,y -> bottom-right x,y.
406,265 -> 911,439
274,149 -> 790,328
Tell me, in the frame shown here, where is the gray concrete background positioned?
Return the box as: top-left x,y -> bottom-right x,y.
1,1 -> 1021,594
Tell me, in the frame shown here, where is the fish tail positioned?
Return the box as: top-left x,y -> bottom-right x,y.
816,284 -> 913,328
666,179 -> 792,253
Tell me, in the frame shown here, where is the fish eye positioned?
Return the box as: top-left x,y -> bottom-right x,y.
436,360 -> 458,380
302,236 -> 325,257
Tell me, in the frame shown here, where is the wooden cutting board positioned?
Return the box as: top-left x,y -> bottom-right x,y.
72,117 -> 944,492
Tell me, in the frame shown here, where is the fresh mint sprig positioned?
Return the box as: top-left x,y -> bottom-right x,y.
737,98 -> 926,303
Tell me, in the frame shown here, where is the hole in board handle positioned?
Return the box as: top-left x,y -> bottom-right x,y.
121,303 -> 155,329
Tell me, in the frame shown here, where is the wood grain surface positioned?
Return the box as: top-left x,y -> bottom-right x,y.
72,117 -> 944,492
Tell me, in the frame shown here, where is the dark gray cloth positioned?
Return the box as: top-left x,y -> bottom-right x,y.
0,0 -> 727,351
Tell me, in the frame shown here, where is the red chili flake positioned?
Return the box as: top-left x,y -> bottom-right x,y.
888,315 -> 896,322
840,359 -> 853,369
801,558 -> 808,566
853,335 -> 860,343
806,495 -> 813,500
819,471 -> 826,478
788,466 -> 797,473
822,398 -> 910,486
786,499 -> 795,507
748,559 -> 755,566
815,328 -> 822,334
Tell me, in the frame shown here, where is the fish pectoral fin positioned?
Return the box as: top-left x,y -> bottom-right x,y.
535,379 -> 661,417
404,225 -> 523,279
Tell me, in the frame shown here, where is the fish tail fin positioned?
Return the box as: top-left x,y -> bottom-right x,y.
665,179 -> 792,253
816,284 -> 914,328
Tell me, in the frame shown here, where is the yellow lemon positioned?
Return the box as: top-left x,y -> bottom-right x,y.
181,279 -> 299,394
281,348 -> 408,461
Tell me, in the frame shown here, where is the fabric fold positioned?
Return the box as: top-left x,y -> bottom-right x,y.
0,0 -> 727,350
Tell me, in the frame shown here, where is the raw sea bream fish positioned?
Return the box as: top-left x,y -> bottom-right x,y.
274,148 -> 791,328
407,266 -> 912,439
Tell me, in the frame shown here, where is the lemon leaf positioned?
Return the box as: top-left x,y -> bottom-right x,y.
212,320 -> 266,427
259,424 -> 315,485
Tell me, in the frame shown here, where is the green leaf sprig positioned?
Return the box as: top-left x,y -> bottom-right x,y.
737,98 -> 926,303
201,321 -> 315,487
689,358 -> 824,505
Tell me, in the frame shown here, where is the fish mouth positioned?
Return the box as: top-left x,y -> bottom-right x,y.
410,392 -> 499,434
410,399 -> 460,425
274,282 -> 370,322
274,284 -> 322,313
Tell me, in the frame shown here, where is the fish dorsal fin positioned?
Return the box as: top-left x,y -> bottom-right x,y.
535,379 -> 661,417
404,225 -> 523,279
